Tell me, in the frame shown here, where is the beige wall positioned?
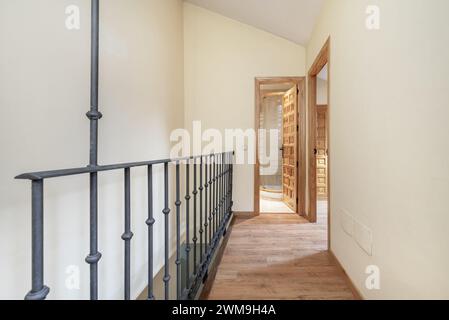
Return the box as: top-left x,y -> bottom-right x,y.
184,3 -> 306,212
3,0 -> 446,301
307,0 -> 449,299
0,0 -> 184,299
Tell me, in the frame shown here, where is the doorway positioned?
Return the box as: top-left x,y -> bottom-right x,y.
255,77 -> 306,215
308,38 -> 330,247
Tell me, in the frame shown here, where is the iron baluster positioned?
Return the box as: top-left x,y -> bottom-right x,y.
146,165 -> 155,300
175,162 -> 181,299
208,155 -> 213,247
162,163 -> 171,300
192,161 -> 198,276
122,168 -> 133,300
185,161 -> 191,290
204,156 -> 209,254
25,180 -> 49,300
199,157 -> 204,263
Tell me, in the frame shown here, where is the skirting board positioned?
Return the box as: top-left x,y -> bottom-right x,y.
233,211 -> 258,219
329,250 -> 364,300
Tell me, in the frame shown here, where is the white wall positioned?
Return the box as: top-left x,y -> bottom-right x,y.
307,0 -> 449,299
316,78 -> 328,105
184,3 -> 306,212
0,0 -> 184,299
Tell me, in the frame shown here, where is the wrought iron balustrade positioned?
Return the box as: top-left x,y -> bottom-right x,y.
14,0 -> 234,300
16,152 -> 234,300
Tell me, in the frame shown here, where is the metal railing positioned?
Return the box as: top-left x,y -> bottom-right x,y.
16,152 -> 234,300
14,0 -> 234,300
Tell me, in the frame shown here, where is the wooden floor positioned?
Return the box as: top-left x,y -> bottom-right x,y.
204,201 -> 356,300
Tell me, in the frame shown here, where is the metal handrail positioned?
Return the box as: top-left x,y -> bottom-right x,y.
15,153 -> 226,181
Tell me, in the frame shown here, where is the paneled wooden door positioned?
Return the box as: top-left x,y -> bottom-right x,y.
282,86 -> 298,211
316,105 -> 328,199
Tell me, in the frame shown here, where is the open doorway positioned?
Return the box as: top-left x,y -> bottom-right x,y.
315,66 -> 329,224
308,38 -> 330,248
255,77 -> 306,215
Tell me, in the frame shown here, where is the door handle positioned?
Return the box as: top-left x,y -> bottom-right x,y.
280,146 -> 284,158
314,148 -> 317,155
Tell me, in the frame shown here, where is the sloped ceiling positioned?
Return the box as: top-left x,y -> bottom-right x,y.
185,0 -> 324,45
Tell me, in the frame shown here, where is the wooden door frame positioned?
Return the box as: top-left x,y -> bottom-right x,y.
308,38 -> 330,244
254,77 -> 306,216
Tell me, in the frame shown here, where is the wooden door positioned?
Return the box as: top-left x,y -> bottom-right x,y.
282,86 -> 298,211
316,105 -> 328,199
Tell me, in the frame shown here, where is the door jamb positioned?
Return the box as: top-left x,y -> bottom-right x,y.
254,77 -> 306,216
308,37 -> 331,248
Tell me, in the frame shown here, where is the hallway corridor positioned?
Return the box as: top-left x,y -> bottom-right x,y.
205,204 -> 356,300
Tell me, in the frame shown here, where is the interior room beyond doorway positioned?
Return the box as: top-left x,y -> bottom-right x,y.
259,82 -> 297,214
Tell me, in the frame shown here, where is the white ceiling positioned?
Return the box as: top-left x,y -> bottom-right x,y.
185,0 -> 325,45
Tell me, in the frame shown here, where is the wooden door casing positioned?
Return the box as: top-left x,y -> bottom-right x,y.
282,86 -> 298,211
308,37 -> 330,226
